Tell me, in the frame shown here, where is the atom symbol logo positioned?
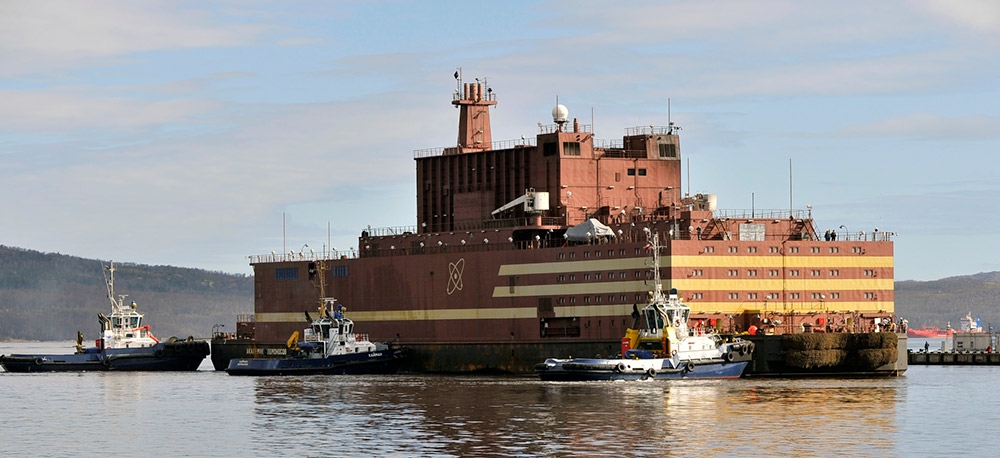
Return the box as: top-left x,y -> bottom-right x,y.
447,258 -> 465,295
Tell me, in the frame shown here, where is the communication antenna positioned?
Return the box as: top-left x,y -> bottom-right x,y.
789,158 -> 793,216
686,158 -> 690,197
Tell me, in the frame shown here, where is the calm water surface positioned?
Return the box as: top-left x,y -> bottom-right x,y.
1,339 -> 995,457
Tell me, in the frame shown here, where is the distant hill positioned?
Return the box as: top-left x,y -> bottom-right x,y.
0,246 -> 252,341
895,272 -> 1000,331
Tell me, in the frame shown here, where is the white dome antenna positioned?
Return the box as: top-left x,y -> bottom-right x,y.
552,97 -> 569,130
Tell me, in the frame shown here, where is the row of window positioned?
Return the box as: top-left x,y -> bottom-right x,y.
716,269 -> 848,277
558,271 -> 649,282
558,294 -> 645,305
276,266 -> 349,280
564,267 -> 872,281
714,245 -> 847,254
555,291 -> 876,304
720,291 -> 863,300
557,245 -> 865,262
557,248 -> 635,260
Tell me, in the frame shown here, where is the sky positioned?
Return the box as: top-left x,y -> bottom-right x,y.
1,0 -> 998,281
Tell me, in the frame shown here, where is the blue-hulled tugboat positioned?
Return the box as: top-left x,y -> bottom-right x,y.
226,298 -> 408,376
0,262 -> 209,373
535,230 -> 754,381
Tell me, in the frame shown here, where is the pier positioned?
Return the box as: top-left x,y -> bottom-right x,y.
908,350 -> 1000,365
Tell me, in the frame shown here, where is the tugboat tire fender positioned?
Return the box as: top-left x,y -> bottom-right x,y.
615,362 -> 627,373
155,349 -> 164,358
102,357 -> 111,367
646,368 -> 657,378
724,351 -> 735,362
685,361 -> 695,372
34,357 -> 43,365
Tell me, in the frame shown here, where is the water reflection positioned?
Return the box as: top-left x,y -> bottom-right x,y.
248,375 -> 903,457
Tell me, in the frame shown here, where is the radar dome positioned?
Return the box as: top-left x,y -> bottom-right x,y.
551,104 -> 569,123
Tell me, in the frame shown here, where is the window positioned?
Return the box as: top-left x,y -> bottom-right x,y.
747,293 -> 758,300
275,268 -> 299,280
626,168 -> 648,176
704,246 -> 715,253
729,293 -> 739,299
769,246 -> 780,253
830,247 -> 839,253
728,269 -> 739,277
563,142 -> 581,156
659,143 -> 677,158
769,269 -> 779,277
811,247 -> 820,253
331,265 -> 349,277
729,246 -> 738,253
747,270 -> 758,277
789,247 -> 799,253
789,270 -> 800,277
829,269 -> 839,276
811,270 -> 821,276
748,246 -> 757,253
543,142 -> 558,156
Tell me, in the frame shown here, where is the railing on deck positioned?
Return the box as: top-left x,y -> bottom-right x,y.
247,212 -> 893,263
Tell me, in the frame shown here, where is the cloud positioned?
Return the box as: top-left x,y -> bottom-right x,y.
834,112 -> 1000,141
0,88 -> 222,134
0,1 -> 263,77
923,0 -> 1000,32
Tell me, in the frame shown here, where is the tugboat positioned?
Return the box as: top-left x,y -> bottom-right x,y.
0,262 -> 210,372
535,229 -> 754,381
225,298 -> 408,376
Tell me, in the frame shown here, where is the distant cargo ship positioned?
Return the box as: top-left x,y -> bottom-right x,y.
212,73 -> 899,374
907,326 -> 952,339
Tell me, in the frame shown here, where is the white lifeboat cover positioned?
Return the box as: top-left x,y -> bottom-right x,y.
565,218 -> 616,242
